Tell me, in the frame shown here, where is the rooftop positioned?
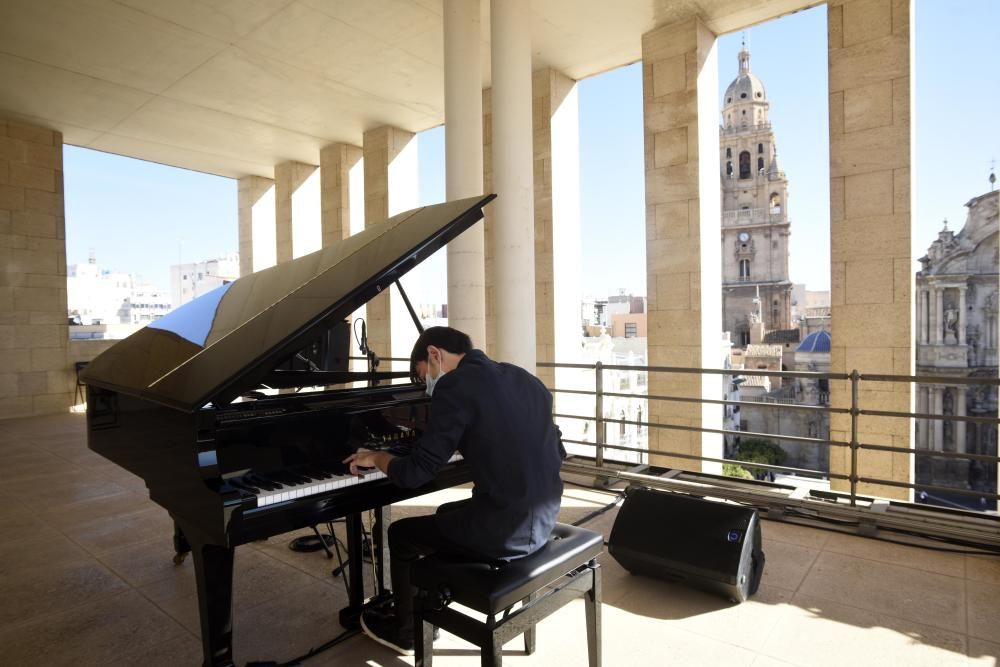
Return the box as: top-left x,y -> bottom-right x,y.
2,413 -> 998,665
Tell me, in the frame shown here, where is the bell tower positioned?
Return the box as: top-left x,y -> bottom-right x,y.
719,46 -> 793,346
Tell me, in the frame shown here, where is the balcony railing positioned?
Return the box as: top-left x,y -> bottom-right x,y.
722,208 -> 782,225
537,360 -> 1000,550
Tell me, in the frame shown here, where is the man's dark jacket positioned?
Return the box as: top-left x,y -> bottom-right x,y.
387,349 -> 565,560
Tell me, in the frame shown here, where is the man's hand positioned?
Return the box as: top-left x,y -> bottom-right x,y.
343,448 -> 395,475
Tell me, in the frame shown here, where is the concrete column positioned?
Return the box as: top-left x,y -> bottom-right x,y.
482,88 -> 497,358
490,0 -> 536,371
532,67 -> 581,390
958,286 -> 967,345
274,161 -> 318,263
956,386 -> 967,454
237,176 -> 274,276
828,0 -> 913,499
934,287 -> 943,344
363,126 -> 417,369
933,387 -> 943,452
444,0 -> 486,347
0,120 -> 71,418
642,18 -> 722,472
319,144 -> 362,248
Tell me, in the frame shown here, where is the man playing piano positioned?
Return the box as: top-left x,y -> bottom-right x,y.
343,326 -> 566,655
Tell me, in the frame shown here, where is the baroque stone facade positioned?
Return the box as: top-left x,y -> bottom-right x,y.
720,46 -> 793,346
915,190 -> 999,504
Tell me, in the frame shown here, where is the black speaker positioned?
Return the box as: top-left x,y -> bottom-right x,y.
608,487 -> 765,603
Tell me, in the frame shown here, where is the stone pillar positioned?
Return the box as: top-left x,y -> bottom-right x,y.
319,144 -> 362,247
237,176 -> 274,276
532,67 -> 581,390
919,288 -> 928,344
444,0 -> 486,348
0,120 -> 71,418
958,286 -> 967,345
642,18 -> 722,472
490,0 -> 536,371
363,126 -> 417,368
932,387 -> 943,452
934,287 -> 943,344
828,0 -> 912,499
956,386 -> 966,454
916,385 -> 927,448
274,161 -> 318,263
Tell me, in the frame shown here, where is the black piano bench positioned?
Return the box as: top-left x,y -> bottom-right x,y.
411,523 -> 603,667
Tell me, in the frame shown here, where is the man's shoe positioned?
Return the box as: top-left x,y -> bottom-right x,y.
360,608 -> 415,656
359,606 -> 440,657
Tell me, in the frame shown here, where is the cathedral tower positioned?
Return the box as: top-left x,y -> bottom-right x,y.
720,46 -> 793,346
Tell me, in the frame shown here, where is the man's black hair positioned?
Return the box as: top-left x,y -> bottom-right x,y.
409,326 -> 473,382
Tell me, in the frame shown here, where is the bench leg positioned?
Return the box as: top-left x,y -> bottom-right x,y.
585,562 -> 602,667
522,592 -> 536,655
414,600 -> 433,667
483,631 -> 503,667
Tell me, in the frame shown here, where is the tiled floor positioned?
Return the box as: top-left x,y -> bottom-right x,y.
1,413 -> 998,666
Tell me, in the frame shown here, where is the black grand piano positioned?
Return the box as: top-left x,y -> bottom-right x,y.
80,194 -> 495,667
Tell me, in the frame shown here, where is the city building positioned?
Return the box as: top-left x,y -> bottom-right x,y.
67,255 -> 171,328
719,46 -> 794,347
170,254 -> 239,308
915,189 -> 999,505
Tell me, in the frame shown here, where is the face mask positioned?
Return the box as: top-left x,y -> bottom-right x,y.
425,353 -> 446,397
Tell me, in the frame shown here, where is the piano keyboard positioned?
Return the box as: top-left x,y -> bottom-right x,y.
231,452 -> 464,509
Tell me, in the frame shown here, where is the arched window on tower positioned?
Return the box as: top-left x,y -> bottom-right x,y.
726,161 -> 733,177
757,157 -> 764,172
739,259 -> 751,281
726,147 -> 732,158
769,192 -> 781,214
757,143 -> 763,154
739,151 -> 751,179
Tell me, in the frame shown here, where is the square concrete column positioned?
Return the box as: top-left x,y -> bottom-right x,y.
532,68 -> 581,391
274,161 -> 318,263
363,126 -> 417,367
827,0 -> 912,499
955,386 -> 966,455
237,176 -> 275,277
642,18 -> 722,472
0,120 -> 71,418
320,144 -> 362,248
482,88 -> 497,358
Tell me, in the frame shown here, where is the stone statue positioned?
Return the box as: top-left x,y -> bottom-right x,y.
944,306 -> 959,341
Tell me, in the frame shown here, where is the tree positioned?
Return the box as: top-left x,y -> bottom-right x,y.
725,438 -> 787,481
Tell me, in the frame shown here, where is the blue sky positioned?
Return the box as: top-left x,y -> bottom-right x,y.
65,0 -> 998,299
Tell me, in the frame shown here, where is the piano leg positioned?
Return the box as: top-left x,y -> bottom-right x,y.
339,512 -> 365,629
373,505 -> 391,596
188,536 -> 236,667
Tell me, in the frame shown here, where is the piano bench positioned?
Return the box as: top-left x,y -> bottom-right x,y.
411,523 -> 603,667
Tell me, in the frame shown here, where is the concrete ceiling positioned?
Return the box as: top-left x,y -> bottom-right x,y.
0,0 -> 813,179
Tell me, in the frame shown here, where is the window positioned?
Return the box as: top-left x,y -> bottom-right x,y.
739,330 -> 750,346
769,192 -> 781,213
625,322 -> 637,338
757,143 -> 763,154
726,161 -> 733,176
757,157 -> 764,171
739,259 -> 750,280
739,151 -> 751,179
726,147 -> 732,158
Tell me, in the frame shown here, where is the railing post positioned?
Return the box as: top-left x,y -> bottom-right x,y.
850,369 -> 860,506
595,361 -> 604,468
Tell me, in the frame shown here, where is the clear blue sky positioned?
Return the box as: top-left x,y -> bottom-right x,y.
65,0 -> 998,300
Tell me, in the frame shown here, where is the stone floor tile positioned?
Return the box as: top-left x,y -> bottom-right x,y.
967,637 -> 1000,666
0,558 -> 129,626
40,489 -> 153,530
797,551 -> 967,633
822,531 -> 966,578
98,535 -> 188,588
0,589 -> 189,667
0,529 -> 94,571
967,579 -> 1000,643
2,468 -> 126,510
966,553 -> 1000,585
760,518 -> 833,550
61,504 -> 174,554
764,592 -> 968,667
111,634 -> 203,667
759,538 -> 821,592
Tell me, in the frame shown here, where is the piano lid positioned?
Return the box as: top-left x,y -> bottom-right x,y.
81,194 -> 495,412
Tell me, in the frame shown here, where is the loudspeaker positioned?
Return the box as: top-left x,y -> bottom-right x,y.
608,487 -> 765,603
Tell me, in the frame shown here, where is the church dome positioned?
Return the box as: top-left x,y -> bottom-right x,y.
796,330 -> 830,353
723,47 -> 766,107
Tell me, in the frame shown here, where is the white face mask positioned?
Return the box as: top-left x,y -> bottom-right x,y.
425,353 -> 446,397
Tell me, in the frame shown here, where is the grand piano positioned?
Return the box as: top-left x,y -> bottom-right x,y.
80,194 -> 496,667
